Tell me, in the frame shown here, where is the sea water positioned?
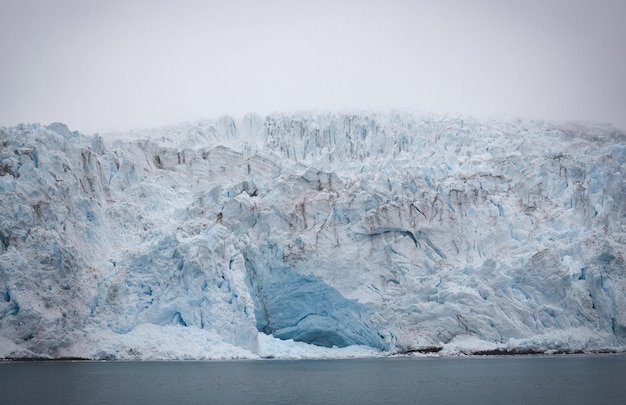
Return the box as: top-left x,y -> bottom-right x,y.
1,355 -> 625,404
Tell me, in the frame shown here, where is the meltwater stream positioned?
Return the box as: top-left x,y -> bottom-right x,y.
1,355 -> 625,404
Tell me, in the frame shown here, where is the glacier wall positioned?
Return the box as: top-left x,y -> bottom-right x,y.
0,113 -> 624,359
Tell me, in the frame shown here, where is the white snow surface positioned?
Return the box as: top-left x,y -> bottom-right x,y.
0,113 -> 625,360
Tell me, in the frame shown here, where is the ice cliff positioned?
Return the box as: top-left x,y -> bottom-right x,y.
1,113 -> 625,359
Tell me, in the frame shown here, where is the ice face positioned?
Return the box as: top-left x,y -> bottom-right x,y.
0,114 -> 624,359
244,246 -> 387,349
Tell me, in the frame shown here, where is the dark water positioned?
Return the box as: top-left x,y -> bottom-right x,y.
1,355 -> 625,404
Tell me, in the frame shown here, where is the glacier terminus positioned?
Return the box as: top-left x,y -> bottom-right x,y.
0,112 -> 624,360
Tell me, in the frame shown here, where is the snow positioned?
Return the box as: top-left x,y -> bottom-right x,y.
83,324 -> 257,361
257,332 -> 384,360
0,114 -> 625,360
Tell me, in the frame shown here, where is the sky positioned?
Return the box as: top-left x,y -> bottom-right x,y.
1,0 -> 625,134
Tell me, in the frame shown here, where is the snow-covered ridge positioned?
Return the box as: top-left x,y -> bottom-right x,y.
0,113 -> 624,360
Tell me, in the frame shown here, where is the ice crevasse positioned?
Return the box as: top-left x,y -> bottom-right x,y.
0,112 -> 624,360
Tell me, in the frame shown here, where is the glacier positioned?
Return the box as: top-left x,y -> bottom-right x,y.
0,113 -> 624,360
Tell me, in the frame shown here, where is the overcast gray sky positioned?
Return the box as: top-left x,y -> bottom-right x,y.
1,0 -> 625,134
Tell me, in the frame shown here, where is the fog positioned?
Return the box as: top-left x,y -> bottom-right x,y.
1,0 -> 625,133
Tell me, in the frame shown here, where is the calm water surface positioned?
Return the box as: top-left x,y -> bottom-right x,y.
1,355 -> 625,404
